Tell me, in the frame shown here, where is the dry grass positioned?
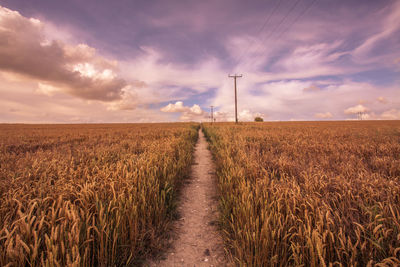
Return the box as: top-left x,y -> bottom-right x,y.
203,121 -> 400,266
0,123 -> 199,266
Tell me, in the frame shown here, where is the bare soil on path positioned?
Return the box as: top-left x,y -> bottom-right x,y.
148,128 -> 231,267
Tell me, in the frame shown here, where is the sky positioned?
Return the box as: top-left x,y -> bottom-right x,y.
0,0 -> 399,123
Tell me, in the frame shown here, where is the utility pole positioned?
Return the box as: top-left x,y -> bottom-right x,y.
357,112 -> 364,120
228,74 -> 242,123
210,106 -> 214,124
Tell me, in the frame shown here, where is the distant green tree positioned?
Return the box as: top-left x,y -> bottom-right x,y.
254,116 -> 263,122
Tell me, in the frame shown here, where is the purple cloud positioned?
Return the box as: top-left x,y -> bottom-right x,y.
0,0 -> 399,122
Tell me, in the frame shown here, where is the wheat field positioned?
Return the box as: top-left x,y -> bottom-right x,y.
1,121 -> 399,266
203,121 -> 400,266
0,123 -> 198,266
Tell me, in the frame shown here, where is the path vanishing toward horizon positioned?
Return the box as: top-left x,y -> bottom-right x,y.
148,128 -> 231,267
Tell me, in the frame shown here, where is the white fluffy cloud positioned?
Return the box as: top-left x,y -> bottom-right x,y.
161,101 -> 188,113
314,112 -> 333,119
344,104 -> 369,114
239,110 -> 265,122
160,101 -> 208,121
380,109 -> 400,120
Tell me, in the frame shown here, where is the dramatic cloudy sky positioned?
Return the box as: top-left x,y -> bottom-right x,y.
0,0 -> 399,122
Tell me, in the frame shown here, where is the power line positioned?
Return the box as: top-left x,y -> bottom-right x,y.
233,0 -> 283,69
236,0 -> 302,71
275,0 -> 319,41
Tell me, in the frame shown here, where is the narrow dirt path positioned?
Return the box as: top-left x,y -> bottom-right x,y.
148,128 -> 230,266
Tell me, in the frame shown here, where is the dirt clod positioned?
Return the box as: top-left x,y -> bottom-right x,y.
204,249 -> 211,256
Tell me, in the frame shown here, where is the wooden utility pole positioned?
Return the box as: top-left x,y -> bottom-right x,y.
228,74 -> 242,123
210,106 -> 214,124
